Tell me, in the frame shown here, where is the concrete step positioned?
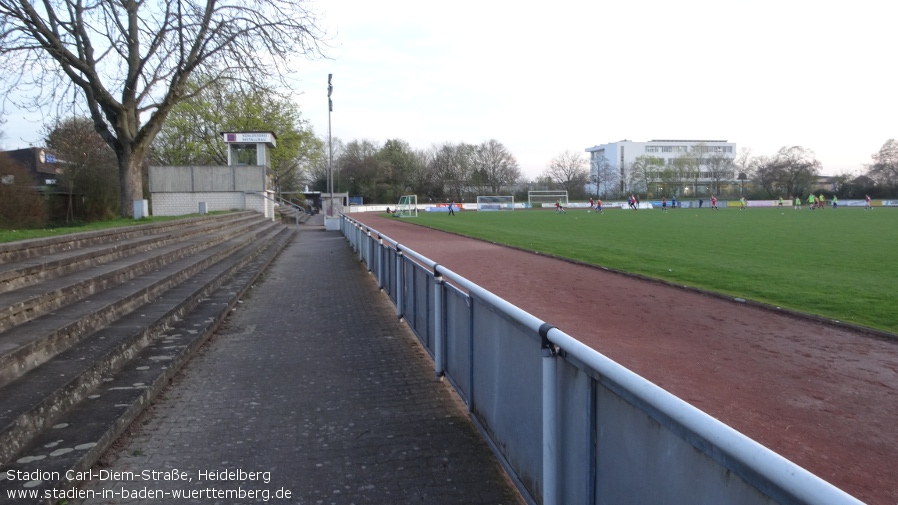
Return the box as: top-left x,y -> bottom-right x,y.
276,206 -> 315,226
0,220 -> 285,387
0,211 -> 257,265
0,224 -> 295,476
0,213 -> 261,295
0,227 -> 295,503
0,216 -> 266,334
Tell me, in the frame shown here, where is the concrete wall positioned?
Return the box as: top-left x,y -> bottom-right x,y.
149,165 -> 267,192
152,192 -> 274,218
149,165 -> 273,218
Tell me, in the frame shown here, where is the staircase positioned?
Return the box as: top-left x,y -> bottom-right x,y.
0,212 -> 294,503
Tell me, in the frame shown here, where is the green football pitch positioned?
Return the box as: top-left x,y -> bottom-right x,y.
405,206 -> 898,335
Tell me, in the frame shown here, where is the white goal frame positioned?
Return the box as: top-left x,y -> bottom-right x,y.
395,195 -> 418,218
476,195 -> 515,211
528,190 -> 568,208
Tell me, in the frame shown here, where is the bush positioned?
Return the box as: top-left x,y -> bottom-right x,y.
46,116 -> 121,222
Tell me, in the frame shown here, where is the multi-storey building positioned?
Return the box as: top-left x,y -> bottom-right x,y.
585,139 -> 738,197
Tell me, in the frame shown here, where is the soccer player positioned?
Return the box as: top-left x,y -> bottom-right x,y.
794,195 -> 801,210
739,196 -> 746,210
818,194 -> 825,209
595,198 -> 603,214
661,196 -> 668,212
710,195 -> 718,210
448,201 -> 455,216
865,194 -> 872,210
808,193 -> 816,210
832,195 -> 838,209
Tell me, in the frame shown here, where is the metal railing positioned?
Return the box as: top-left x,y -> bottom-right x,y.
250,191 -> 308,212
339,215 -> 863,505
249,191 -> 310,224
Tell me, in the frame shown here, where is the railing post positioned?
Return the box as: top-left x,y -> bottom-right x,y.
540,323 -> 559,505
365,230 -> 373,271
377,237 -> 384,289
357,224 -> 363,262
433,265 -> 444,380
395,247 -> 404,320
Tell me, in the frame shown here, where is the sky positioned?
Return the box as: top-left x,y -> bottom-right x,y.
4,0 -> 897,180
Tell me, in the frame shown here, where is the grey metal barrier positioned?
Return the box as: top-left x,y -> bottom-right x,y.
339,216 -> 863,505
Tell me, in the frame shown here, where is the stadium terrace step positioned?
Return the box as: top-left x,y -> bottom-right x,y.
0,212 -> 262,295
0,214 -> 266,334
0,219 -> 285,387
0,211 -> 257,266
0,213 -> 294,502
275,205 -> 314,225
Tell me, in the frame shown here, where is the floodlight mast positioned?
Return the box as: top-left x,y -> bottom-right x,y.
327,74 -> 334,216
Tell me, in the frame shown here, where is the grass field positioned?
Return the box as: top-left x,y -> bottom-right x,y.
404,205 -> 898,335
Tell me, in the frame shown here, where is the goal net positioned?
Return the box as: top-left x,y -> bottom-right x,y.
476,195 -> 514,211
395,195 -> 418,218
528,190 -> 568,208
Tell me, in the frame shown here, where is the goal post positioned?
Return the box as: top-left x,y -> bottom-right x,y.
395,195 -> 418,218
476,195 -> 515,211
528,190 -> 568,208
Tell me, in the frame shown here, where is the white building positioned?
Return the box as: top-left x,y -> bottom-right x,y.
585,139 -> 738,197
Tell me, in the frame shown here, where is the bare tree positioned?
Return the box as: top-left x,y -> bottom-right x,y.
867,139 -> 898,190
472,139 -> 521,194
629,155 -> 664,196
675,143 -> 707,197
0,0 -> 326,215
428,142 -> 474,200
589,155 -> 617,198
545,150 -> 589,196
754,146 -> 820,198
705,153 -> 736,196
405,148 -> 435,199
735,147 -> 753,175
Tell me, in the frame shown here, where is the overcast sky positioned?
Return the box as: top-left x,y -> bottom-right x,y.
4,0 -> 897,180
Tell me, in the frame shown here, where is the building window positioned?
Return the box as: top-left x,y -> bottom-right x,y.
692,145 -> 733,154
661,146 -> 688,153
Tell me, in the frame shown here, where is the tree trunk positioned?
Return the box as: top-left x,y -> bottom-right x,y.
117,151 -> 144,217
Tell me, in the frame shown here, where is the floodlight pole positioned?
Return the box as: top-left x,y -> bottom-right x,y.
327,74 -> 334,216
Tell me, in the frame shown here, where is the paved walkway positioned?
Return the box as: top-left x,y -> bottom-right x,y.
75,219 -> 523,504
